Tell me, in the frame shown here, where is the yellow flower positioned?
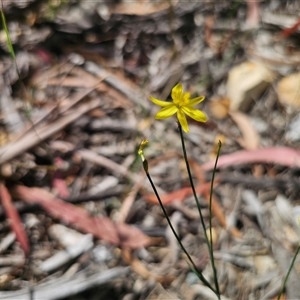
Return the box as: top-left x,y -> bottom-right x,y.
149,83 -> 207,132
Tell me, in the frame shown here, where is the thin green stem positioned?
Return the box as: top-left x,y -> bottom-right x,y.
178,125 -> 209,245
144,167 -> 217,294
1,2 -> 25,102
277,244 -> 300,300
178,124 -> 220,299
208,141 -> 222,297
0,5 -> 20,78
0,8 -> 15,60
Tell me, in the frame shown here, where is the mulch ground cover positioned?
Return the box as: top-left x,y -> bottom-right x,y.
0,1 -> 300,299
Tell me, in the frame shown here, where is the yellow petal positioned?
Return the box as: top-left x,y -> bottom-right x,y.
182,92 -> 191,105
171,83 -> 183,103
155,104 -> 178,119
177,110 -> 189,132
182,106 -> 207,123
149,96 -> 171,107
188,96 -> 205,106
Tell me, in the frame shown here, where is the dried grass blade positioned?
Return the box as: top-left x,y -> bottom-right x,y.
0,98 -> 101,164
202,147 -> 300,171
144,183 -> 212,205
0,183 -> 29,256
229,111 -> 260,150
12,185 -> 150,249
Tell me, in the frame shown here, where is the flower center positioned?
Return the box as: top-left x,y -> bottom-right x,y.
174,92 -> 190,107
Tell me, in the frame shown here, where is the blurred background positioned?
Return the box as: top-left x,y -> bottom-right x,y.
1,1 -> 300,299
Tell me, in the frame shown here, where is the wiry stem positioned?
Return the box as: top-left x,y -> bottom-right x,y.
178,124 -> 220,299
277,244 -> 300,300
143,162 -> 217,294
208,140 -> 222,297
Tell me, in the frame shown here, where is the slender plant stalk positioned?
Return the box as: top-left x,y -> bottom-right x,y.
208,140 -> 222,297
277,244 -> 300,300
1,2 -> 36,126
141,159 -> 217,294
0,4 -> 20,79
0,8 -> 16,60
1,2 -> 29,109
178,124 -> 220,299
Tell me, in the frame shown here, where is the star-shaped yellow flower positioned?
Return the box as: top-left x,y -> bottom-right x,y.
149,83 -> 207,132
